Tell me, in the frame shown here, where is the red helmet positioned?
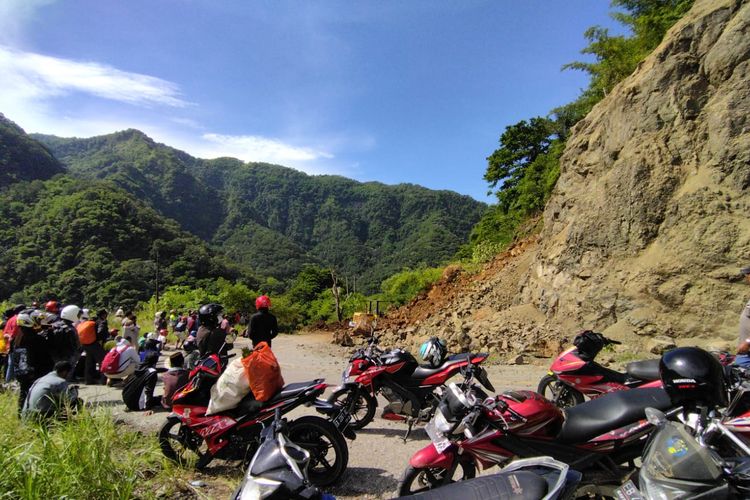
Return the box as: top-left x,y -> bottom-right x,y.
255,295 -> 271,309
45,300 -> 60,313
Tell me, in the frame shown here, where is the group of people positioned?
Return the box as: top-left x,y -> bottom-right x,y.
0,301 -> 102,419
0,294 -> 279,420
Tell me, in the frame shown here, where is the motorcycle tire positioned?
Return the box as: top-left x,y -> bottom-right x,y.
537,374 -> 585,408
326,386 -> 377,430
398,460 -> 476,496
288,416 -> 349,487
159,416 -> 212,469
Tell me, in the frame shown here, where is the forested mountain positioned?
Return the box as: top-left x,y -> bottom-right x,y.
0,114 -> 65,188
34,131 -> 486,290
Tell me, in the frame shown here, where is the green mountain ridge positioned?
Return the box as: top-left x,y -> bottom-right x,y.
33,128 -> 486,290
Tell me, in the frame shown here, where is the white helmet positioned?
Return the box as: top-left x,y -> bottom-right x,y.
61,305 -> 81,323
80,308 -> 90,320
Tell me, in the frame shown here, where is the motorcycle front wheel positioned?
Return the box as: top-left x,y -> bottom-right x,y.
288,416 -> 349,487
398,460 -> 476,495
537,374 -> 584,408
159,416 -> 212,469
326,385 -> 377,430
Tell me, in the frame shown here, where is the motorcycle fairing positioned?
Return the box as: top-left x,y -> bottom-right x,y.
418,354 -> 489,386
408,441 -> 457,469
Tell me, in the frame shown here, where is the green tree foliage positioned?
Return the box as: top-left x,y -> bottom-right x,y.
380,267 -> 443,307
34,132 -> 486,292
466,0 -> 693,262
563,0 -> 694,116
0,176 -> 242,309
0,114 -> 64,188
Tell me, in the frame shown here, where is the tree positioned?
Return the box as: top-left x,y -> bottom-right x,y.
484,117 -> 557,212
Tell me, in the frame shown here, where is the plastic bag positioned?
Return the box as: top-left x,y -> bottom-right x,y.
241,341 -> 284,402
207,358 -> 252,415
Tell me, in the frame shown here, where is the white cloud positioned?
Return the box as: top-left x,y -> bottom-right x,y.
0,45 -> 188,108
200,133 -> 334,164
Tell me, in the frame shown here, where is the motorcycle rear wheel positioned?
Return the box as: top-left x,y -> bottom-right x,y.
288,416 -> 349,487
537,374 -> 585,408
326,386 -> 377,430
398,461 -> 476,495
159,416 -> 211,469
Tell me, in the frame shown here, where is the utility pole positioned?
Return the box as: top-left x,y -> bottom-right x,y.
152,242 -> 160,304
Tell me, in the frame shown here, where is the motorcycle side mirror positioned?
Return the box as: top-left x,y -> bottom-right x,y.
645,407 -> 667,426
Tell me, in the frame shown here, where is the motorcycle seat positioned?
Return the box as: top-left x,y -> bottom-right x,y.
557,387 -> 672,444
412,354 -> 476,380
625,359 -> 660,381
266,379 -> 324,404
399,470 -> 548,499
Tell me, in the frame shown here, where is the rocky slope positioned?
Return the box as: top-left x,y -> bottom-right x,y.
372,0 -> 750,358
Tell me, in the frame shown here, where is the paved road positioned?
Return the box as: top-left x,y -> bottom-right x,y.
78,332 -> 549,499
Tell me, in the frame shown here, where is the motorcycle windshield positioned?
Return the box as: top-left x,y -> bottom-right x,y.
641,422 -> 722,483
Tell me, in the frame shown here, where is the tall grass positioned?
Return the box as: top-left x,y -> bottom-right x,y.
0,391 -> 179,499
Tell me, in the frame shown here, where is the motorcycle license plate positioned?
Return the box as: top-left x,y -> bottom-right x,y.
614,480 -> 644,500
425,420 -> 451,453
332,408 -> 351,429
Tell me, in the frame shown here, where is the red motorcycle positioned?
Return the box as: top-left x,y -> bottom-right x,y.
159,351 -> 351,487
537,331 -> 662,407
327,335 -> 488,435
399,361 -> 677,497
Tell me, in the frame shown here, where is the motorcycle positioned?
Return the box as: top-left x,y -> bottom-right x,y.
397,456 -> 581,500
399,362 -> 678,497
232,408 -> 336,500
159,350 -> 350,487
327,334 -> 488,437
538,331 -> 661,408
616,405 -> 750,498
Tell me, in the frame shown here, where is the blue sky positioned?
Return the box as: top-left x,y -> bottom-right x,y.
0,1 -> 624,202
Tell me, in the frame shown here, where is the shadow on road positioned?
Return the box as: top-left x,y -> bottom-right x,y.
355,426 -> 429,441
330,466 -> 400,497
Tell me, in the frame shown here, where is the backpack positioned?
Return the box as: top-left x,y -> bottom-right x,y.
100,347 -> 122,374
76,320 -> 97,345
175,320 -> 186,332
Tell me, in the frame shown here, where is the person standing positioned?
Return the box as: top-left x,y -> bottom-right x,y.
121,311 -> 140,347
77,313 -> 105,384
95,309 -> 109,345
196,304 -> 226,356
248,296 -> 278,348
51,305 -> 82,381
14,310 -> 54,412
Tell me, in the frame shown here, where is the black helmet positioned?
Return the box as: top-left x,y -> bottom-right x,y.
198,303 -> 223,327
660,347 -> 728,407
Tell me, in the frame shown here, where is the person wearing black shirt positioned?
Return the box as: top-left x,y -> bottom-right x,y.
249,295 -> 278,347
195,303 -> 227,356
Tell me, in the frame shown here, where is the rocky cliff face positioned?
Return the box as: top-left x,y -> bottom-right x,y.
523,0 -> 750,346
375,0 -> 750,357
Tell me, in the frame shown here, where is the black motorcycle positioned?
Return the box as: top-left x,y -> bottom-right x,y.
232,409 -> 336,500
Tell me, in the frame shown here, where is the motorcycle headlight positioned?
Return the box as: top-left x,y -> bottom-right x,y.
434,408 -> 453,433
239,477 -> 282,500
342,365 -> 352,382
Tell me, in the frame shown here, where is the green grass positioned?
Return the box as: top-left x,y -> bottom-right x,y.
0,390 -> 183,499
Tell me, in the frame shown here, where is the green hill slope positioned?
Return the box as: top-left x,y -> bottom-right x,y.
0,114 -> 65,188
35,131 -> 486,290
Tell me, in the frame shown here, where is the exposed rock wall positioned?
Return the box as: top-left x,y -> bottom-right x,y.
523,0 -> 750,344
371,0 -> 750,358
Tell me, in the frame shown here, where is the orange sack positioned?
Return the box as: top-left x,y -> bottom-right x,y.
241,341 -> 284,402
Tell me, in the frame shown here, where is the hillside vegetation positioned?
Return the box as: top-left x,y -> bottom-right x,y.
35,130 -> 486,290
